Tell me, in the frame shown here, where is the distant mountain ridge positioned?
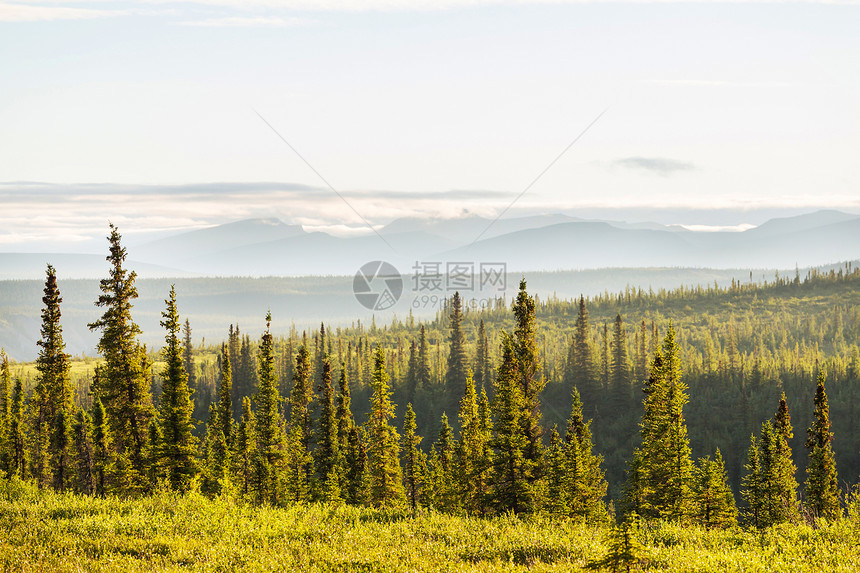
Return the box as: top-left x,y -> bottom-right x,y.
0,210 -> 858,279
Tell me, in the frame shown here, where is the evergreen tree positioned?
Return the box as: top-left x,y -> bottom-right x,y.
344,426 -> 370,506
417,326 -> 431,395
252,312 -> 285,504
183,319 -> 196,392
741,433 -> 763,528
474,319 -> 490,390
512,278 -> 544,487
6,378 -> 26,479
456,370 -> 490,515
428,412 -> 457,512
91,398 -> 113,496
565,388 -> 609,522
88,224 -> 154,490
0,351 -> 10,475
569,295 -> 596,407
804,371 -> 840,520
693,450 -> 737,529
158,286 -> 197,492
216,344 -> 233,444
401,403 -> 426,513
285,344 -> 313,503
234,335 -> 257,420
314,355 -> 341,502
488,334 -> 534,514
233,396 -> 256,497
543,426 -> 570,516
610,313 -> 631,410
33,264 -> 74,490
366,346 -> 404,507
766,395 -> 800,525
625,325 -> 694,521
446,292 -> 469,401
202,404 -> 228,496
71,410 -> 94,495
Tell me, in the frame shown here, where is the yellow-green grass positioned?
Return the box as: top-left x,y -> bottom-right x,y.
1,479 -> 858,572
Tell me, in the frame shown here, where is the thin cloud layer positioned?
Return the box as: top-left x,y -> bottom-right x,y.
611,157 -> 697,176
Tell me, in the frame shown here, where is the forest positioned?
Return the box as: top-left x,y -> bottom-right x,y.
1,224 -> 859,571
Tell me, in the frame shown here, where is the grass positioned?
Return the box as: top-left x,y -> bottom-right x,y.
1,480 -> 859,572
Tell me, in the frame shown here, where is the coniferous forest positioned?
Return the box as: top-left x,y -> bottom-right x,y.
2,225 -> 860,571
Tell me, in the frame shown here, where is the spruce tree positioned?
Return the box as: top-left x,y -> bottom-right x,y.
88,224 -> 154,490
0,351 -> 10,476
183,319 -> 196,392
34,265 -> 74,490
488,334 -> 533,514
314,355 -> 341,502
6,378 -> 26,479
512,279 -> 544,489
91,398 -> 113,496
366,346 -> 404,507
741,433 -> 763,528
252,312 -> 285,504
569,295 -> 596,407
401,403 -> 426,513
446,292 -> 469,401
565,388 -> 609,522
543,426 -> 570,516
71,410 -> 94,495
625,325 -> 694,521
158,286 -> 197,492
456,370 -> 490,515
804,371 -> 840,520
285,344 -> 313,503
693,449 -> 737,529
428,412 -> 457,512
610,313 -> 631,410
345,426 -> 370,506
474,319 -> 490,390
202,404 -> 228,495
417,325 -> 431,395
233,396 -> 256,497
216,344 -> 233,445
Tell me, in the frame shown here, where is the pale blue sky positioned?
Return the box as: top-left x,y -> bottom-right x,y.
1,1 -> 858,245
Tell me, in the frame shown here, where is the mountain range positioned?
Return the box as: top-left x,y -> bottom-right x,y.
0,210 -> 858,279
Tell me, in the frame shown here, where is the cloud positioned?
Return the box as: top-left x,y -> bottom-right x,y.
0,1 -> 122,21
175,15 -> 313,27
611,157 -> 697,176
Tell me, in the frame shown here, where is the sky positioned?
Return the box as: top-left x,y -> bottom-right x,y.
1,0 -> 859,249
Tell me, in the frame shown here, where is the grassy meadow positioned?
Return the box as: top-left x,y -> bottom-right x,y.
1,478 -> 859,572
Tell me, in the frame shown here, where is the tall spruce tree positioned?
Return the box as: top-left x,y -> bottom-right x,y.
216,344 -> 234,445
401,403 -> 426,513
569,295 -> 596,408
366,346 -> 404,507
428,412 -> 457,512
565,388 -> 609,522
625,324 -> 694,521
446,292 -> 469,402
474,319 -> 490,391
33,265 -> 74,490
741,433 -> 763,528
456,370 -> 490,515
488,334 -> 533,514
0,351 -> 10,476
314,355 -> 341,502
88,224 -> 154,491
285,344 -> 313,503
252,312 -> 285,504
804,371 -> 840,520
610,313 -> 631,410
512,279 -> 544,487
157,286 -> 197,492
183,319 -> 196,392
